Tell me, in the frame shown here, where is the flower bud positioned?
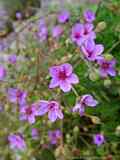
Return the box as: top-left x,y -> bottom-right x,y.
104,79 -> 112,87
73,126 -> 79,134
91,116 -> 101,124
115,125 -> 120,136
104,54 -> 113,60
66,134 -> 71,144
95,21 -> 107,33
89,69 -> 99,81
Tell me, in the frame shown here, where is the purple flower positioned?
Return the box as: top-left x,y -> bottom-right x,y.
58,10 -> 70,23
81,39 -> 104,61
49,63 -> 79,92
8,54 -> 17,64
93,134 -> 105,146
83,10 -> 95,23
16,12 -> 22,20
37,19 -> 48,42
0,41 -> 6,51
19,104 -> 38,124
52,25 -> 63,39
31,128 -> 39,140
8,133 -> 26,150
7,88 -> 27,106
97,58 -> 116,77
73,94 -> 98,116
0,65 -> 6,81
0,104 -> 4,112
71,23 -> 96,46
48,129 -> 62,145
38,100 -> 63,122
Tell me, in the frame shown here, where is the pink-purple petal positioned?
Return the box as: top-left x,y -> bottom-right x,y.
49,78 -> 59,88
38,100 -> 49,116
61,63 -> 73,76
60,80 -> 72,92
94,44 -> 104,55
49,66 -> 59,77
108,68 -> 116,77
84,95 -> 98,107
67,73 -> 79,84
57,109 -> 64,119
48,110 -> 57,122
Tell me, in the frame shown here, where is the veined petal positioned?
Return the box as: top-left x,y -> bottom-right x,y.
48,110 -> 57,122
108,68 -> 116,77
37,100 -> 49,116
49,78 -> 59,88
60,80 -> 72,92
84,95 -> 98,107
49,66 -> 59,77
67,73 -> 79,84
28,116 -> 35,124
94,44 -> 104,55
57,109 -> 64,119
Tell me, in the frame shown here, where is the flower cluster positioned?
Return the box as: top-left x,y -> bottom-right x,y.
73,94 -> 98,116
6,8 -> 117,152
38,100 -> 63,122
8,134 -> 26,151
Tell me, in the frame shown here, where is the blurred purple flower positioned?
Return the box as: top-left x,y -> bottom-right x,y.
8,54 -> 17,64
93,133 -> 105,146
81,39 -> 104,61
0,104 -> 4,112
58,10 -> 70,23
83,10 -> 95,23
49,63 -> 79,92
16,12 -> 22,20
97,58 -> 116,77
52,25 -> 63,39
19,104 -> 38,124
38,100 -> 63,122
73,94 -> 98,116
37,18 -> 48,42
0,41 -> 6,51
48,129 -> 62,145
71,23 -> 96,46
0,65 -> 6,81
8,133 -> 26,150
7,88 -> 27,106
31,128 -> 39,140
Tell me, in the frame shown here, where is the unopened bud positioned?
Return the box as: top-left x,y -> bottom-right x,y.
91,116 -> 101,124
115,126 -> 120,136
95,21 -> 107,32
66,134 -> 71,143
89,69 -> 99,81
73,126 -> 79,133
104,79 -> 111,87
104,54 -> 113,60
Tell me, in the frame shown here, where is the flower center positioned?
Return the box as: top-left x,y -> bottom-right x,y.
102,62 -> 109,70
75,32 -> 81,39
84,29 -> 88,35
16,90 -> 22,98
26,107 -> 33,115
48,103 -> 56,110
58,71 -> 67,80
87,50 -> 93,57
98,137 -> 101,141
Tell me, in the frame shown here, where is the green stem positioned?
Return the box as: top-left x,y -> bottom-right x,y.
72,86 -> 79,97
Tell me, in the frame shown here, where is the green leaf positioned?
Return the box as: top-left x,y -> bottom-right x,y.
40,149 -> 56,160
